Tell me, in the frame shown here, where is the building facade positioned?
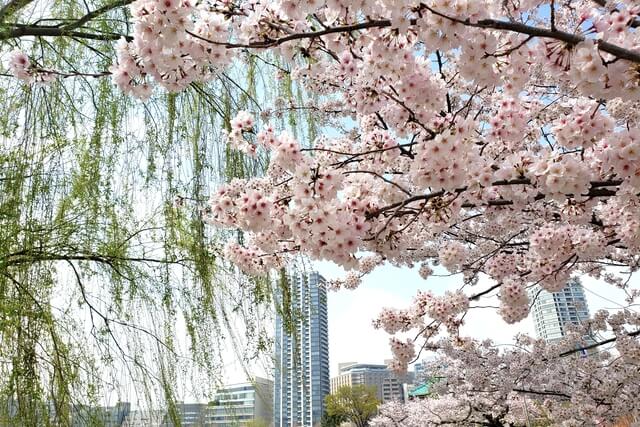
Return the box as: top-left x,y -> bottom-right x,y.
382,377 -> 405,403
160,403 -> 207,426
274,270 -> 330,427
71,402 -> 131,427
122,410 -> 164,426
530,277 -> 590,343
206,377 -> 273,426
330,363 -> 408,404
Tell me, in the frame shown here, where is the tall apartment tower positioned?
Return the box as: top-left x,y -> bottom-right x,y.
274,271 -> 330,427
530,277 -> 590,343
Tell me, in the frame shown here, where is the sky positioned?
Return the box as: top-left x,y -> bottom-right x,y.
216,260 -> 636,386
317,261 -> 636,377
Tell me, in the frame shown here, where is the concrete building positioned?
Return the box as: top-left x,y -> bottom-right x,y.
274,270 -> 330,427
530,277 -> 590,343
122,410 -> 164,426
382,377 -> 405,403
412,356 -> 437,382
161,403 -> 207,426
72,402 -> 131,427
330,363 -> 409,404
206,377 -> 273,426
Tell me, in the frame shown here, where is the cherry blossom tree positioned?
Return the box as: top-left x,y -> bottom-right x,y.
6,0 -> 640,422
373,313 -> 640,425
371,397 -> 541,427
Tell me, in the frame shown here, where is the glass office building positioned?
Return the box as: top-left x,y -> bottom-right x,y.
274,270 -> 329,427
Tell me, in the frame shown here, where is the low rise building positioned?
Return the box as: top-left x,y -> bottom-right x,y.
159,403 -> 207,426
72,402 -> 131,427
330,362 -> 410,403
122,409 -> 164,426
205,377 -> 273,426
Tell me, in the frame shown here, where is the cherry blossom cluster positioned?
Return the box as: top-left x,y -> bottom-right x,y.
373,290 -> 468,348
108,0 -> 233,98
552,101 -> 614,150
226,110 -> 256,154
327,271 -> 362,291
418,263 -> 433,280
373,307 -> 413,335
437,242 -> 469,272
388,337 -> 416,373
7,50 -> 32,81
599,127 -> 640,190
489,98 -> 530,145
527,224 -> 608,292
223,242 -> 270,276
498,275 -> 530,324
6,50 -> 55,84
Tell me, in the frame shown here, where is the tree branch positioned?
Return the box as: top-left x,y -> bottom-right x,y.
0,24 -> 131,41
0,0 -> 35,22
422,6 -> 640,63
559,329 -> 640,357
61,0 -> 134,31
190,7 -> 640,64
512,388 -> 571,399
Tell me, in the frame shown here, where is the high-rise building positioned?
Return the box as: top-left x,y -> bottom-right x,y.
330,362 -> 410,404
205,377 -> 273,426
530,277 -> 590,343
274,270 -> 329,427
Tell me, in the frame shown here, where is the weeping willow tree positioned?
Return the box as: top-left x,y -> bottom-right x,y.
0,1 -> 326,425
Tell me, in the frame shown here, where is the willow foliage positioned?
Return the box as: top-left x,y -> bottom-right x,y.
0,1 -> 318,424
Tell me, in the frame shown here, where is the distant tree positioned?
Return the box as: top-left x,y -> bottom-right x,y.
321,411 -> 347,427
325,385 -> 379,427
243,418 -> 270,427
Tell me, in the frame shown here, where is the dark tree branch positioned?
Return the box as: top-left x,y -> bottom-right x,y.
367,179 -> 624,218
189,7 -> 640,64
0,0 -> 35,22
422,6 -> 640,63
513,388 -> 571,399
61,0 -> 134,31
0,24 -> 131,41
559,329 -> 640,357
